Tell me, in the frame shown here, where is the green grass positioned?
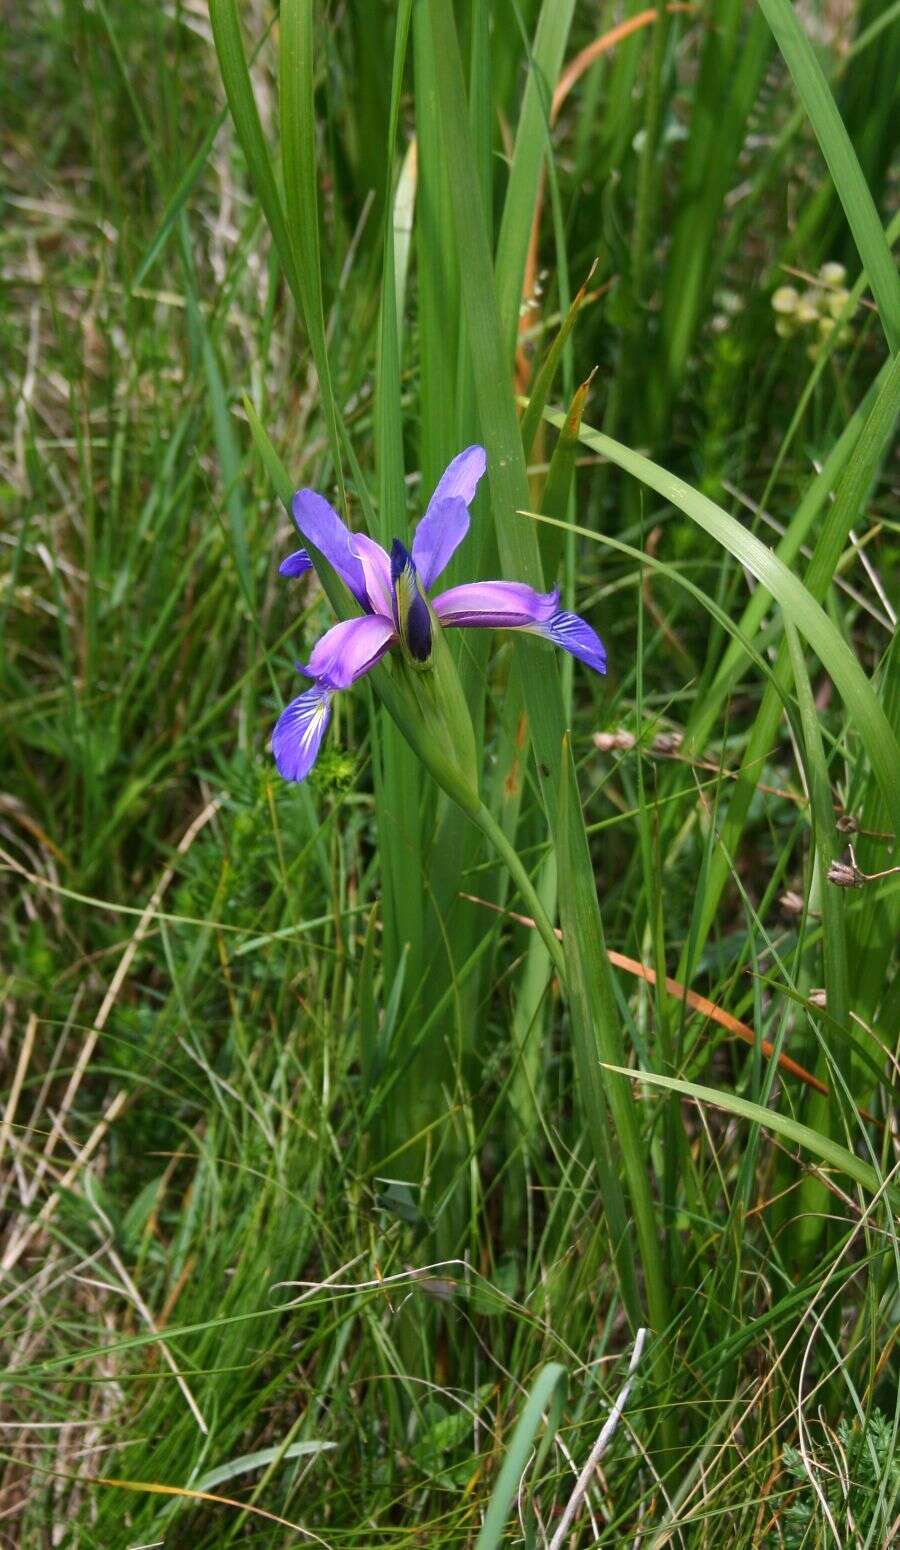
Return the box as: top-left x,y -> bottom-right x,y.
2,2 -> 898,1545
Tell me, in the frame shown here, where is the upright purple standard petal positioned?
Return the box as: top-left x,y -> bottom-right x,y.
291,489 -> 369,609
301,613 -> 396,689
411,496 -> 471,591
432,580 -> 560,630
426,445 -> 487,511
272,685 -> 332,782
279,549 -> 313,577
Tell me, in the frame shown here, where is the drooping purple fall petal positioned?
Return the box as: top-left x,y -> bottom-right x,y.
433,581 -> 606,674
542,610 -> 607,674
272,685 -> 333,782
301,613 -> 396,689
432,579 -> 560,630
412,495 -> 471,591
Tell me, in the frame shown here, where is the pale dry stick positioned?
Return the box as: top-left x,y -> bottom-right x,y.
14,796 -> 224,1212
0,1234 -> 111,1317
847,525 -> 895,627
0,989 -> 85,1220
516,1444 -> 539,1544
13,244 -> 41,487
0,1014 -> 37,1177
274,1257 -> 477,1307
1,1090 -> 128,1274
547,1328 -> 648,1550
1,797 -> 223,1276
0,1422 -> 100,1431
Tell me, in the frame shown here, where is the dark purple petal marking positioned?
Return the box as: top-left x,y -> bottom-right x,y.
291,489 -> 369,609
542,610 -> 607,674
301,614 -> 396,689
432,580 -> 560,630
425,445 -> 487,511
279,549 -> 313,577
411,495 -> 471,591
391,540 -> 432,663
272,685 -> 332,782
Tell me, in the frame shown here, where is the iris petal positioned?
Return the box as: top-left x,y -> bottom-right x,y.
411,496 -> 470,591
279,549 -> 313,577
433,582 -> 606,674
432,580 -> 559,629
301,614 -> 396,689
350,534 -> 394,617
542,610 -> 607,674
426,445 -> 487,511
272,685 -> 332,782
291,489 -> 369,609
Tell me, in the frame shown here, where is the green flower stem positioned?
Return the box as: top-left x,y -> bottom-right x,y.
470,802 -> 566,986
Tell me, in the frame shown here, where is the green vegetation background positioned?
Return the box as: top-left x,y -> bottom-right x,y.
2,1 -> 897,1545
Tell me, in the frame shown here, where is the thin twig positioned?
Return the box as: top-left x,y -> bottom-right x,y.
548,1328 -> 648,1549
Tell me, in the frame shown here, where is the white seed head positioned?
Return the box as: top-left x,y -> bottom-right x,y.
819,260 -> 846,286
771,285 -> 799,314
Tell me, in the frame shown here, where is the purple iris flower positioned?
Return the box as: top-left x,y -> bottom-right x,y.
272,445 -> 606,782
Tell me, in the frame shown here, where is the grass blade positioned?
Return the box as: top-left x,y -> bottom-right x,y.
473,1362 -> 567,1550
548,395 -> 900,838
494,0 -> 576,360
605,1067 -> 894,1202
557,735 -> 664,1336
757,0 -> 900,352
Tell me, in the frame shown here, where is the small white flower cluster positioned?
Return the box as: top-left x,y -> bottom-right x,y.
710,288 -> 744,334
771,261 -> 855,358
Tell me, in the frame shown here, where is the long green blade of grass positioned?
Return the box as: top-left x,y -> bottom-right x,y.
473,1362 -> 567,1550
548,397 -> 900,838
494,0 -> 576,359
278,0 -> 345,486
605,1067 -> 895,1202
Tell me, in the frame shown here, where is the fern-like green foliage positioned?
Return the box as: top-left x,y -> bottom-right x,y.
771,1410 -> 899,1548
